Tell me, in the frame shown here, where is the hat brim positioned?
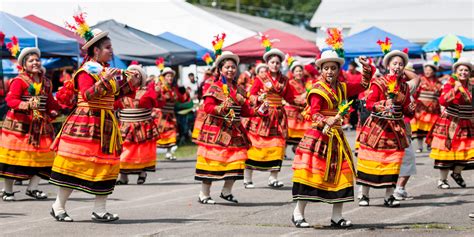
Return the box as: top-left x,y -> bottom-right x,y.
290,62 -> 304,72
423,62 -> 438,70
383,50 -> 409,68
255,63 -> 268,73
263,49 -> 285,62
161,69 -> 176,77
18,47 -> 41,66
82,31 -> 109,50
452,61 -> 473,72
215,54 -> 240,69
127,65 -> 147,80
315,57 -> 345,69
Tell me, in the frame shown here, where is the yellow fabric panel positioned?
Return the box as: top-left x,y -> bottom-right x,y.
411,121 -> 434,132
52,155 -> 119,182
292,169 -> 353,192
430,148 -> 474,161
288,128 -> 306,138
120,160 -> 156,170
247,146 -> 284,161
357,158 -> 401,175
196,155 -> 245,172
0,146 -> 54,167
157,137 -> 176,145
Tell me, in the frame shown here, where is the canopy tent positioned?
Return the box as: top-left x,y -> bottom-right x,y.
0,11 -> 80,58
121,23 -> 196,66
224,29 -> 320,62
422,34 -> 474,52
342,27 -> 423,58
23,14 -> 85,46
158,32 -> 213,65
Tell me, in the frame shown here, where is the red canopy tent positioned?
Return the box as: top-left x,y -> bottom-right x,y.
224,29 -> 320,63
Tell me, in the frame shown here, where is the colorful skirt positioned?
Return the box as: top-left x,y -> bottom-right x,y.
191,107 -> 206,142
292,127 -> 355,203
411,103 -> 439,138
49,107 -> 121,195
285,105 -> 311,145
246,133 -> 285,171
356,116 -> 408,188
427,112 -> 473,169
154,108 -> 177,148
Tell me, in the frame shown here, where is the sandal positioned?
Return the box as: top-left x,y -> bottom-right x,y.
268,180 -> 284,188
137,173 -> 147,185
2,191 -> 18,201
220,193 -> 238,203
116,180 -> 129,185
243,182 -> 255,189
331,218 -> 353,228
358,195 -> 369,206
26,189 -> 48,200
437,179 -> 450,189
291,215 -> 310,228
91,212 -> 119,222
450,173 -> 466,188
384,195 -> 400,208
50,208 -> 73,222
198,196 -> 216,205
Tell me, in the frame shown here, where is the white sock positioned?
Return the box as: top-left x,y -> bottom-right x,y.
52,187 -> 73,215
244,169 -> 253,183
221,180 -> 235,196
27,175 -> 41,190
94,195 -> 108,215
293,200 -> 308,221
385,187 -> 394,200
453,166 -> 464,174
331,203 -> 343,221
440,169 -> 449,180
199,182 -> 212,199
269,171 -> 279,182
361,185 -> 370,197
4,179 -> 14,193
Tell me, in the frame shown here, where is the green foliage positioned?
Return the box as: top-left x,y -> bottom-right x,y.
187,0 -> 321,30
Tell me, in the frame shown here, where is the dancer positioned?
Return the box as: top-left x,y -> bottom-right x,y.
195,50 -> 268,204
411,60 -> 442,152
426,57 -> 473,189
357,44 -> 416,208
0,44 -> 60,201
244,35 -> 296,189
115,65 -> 159,185
50,14 -> 141,222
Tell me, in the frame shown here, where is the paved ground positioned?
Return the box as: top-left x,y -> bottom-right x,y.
0,131 -> 473,237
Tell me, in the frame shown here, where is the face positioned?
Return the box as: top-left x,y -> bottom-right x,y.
348,64 -> 356,71
258,67 -> 267,78
220,60 -> 237,80
237,74 -> 246,85
321,61 -> 340,83
267,56 -> 281,73
293,66 -> 303,80
23,54 -> 41,74
164,73 -> 174,84
388,56 -> 405,76
188,74 -> 195,83
94,39 -> 113,63
423,66 -> 435,78
456,65 -> 470,81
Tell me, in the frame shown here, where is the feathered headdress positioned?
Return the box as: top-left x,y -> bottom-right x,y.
377,37 -> 392,55
202,52 -> 214,66
286,54 -> 295,69
6,36 -> 20,58
65,9 -> 94,41
155,57 -> 165,72
325,28 -> 344,58
256,32 -> 279,52
433,53 -> 440,66
212,33 -> 226,58
402,48 -> 409,54
453,41 -> 463,63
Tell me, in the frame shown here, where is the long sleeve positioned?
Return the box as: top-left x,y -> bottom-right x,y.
365,84 -> 385,113
203,96 -> 222,116
240,99 -> 256,117
138,84 -> 158,109
309,93 -> 328,127
46,91 -> 61,116
346,81 -> 368,98
282,80 -> 296,103
439,83 -> 464,107
5,79 -> 26,110
249,78 -> 264,106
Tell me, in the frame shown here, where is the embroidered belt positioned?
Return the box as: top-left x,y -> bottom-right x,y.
446,105 -> 473,119
118,108 -> 152,122
21,95 -> 47,111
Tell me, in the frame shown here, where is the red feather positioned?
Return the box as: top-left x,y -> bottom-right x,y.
403,48 -> 409,54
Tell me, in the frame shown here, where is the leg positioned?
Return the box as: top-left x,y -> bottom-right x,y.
416,138 -> 423,152
26,175 -> 48,199
384,187 -> 400,207
358,185 -> 370,206
220,180 -> 238,203
50,187 -> 73,222
438,169 -> 450,189
137,171 -> 147,185
91,195 -> 119,222
2,178 -> 15,201
243,169 -> 254,188
116,173 -> 129,185
451,166 -> 466,188
331,203 -> 352,227
268,171 -> 284,187
394,176 -> 410,200
292,200 -> 309,228
198,181 -> 215,204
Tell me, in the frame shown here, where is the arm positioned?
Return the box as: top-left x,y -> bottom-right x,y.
365,84 -> 385,113
5,79 -> 29,110
248,78 -> 264,106
308,93 -> 328,128
138,84 -> 159,109
439,82 -> 461,107
203,96 -> 227,116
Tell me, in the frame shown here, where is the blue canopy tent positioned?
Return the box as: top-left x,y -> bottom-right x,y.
0,11 -> 80,58
158,32 -> 213,65
422,35 -> 474,52
342,27 -> 423,58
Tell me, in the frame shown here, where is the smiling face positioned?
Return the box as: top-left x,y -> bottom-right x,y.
257,66 -> 268,78
164,73 -> 174,84
321,61 -> 340,84
456,65 -> 470,81
423,65 -> 435,78
23,53 -> 42,74
388,56 -> 405,76
93,39 -> 113,63
267,55 -> 281,73
292,66 -> 303,80
219,59 -> 237,80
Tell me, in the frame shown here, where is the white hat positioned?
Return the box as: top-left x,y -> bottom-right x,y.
255,63 -> 268,74
82,29 -> 109,50
263,48 -> 285,62
423,61 -> 438,71
127,64 -> 147,85
315,50 -> 345,68
452,58 -> 473,72
290,61 -> 303,72
382,50 -> 409,68
161,67 -> 175,77
18,47 -> 41,66
214,51 -> 240,69
405,62 -> 415,72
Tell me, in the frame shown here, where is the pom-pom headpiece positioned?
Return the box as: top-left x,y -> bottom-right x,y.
212,33 -> 226,58
6,36 -> 20,58
377,37 -> 392,55
65,9 -> 94,42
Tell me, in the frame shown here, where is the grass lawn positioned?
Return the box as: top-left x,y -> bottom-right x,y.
157,142 -> 197,160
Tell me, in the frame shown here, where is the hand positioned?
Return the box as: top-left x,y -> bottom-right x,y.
257,102 -> 269,115
325,117 -> 337,127
454,80 -> 463,92
385,98 -> 394,110
127,70 -> 141,87
258,89 -> 267,102
28,96 -> 40,110
358,56 -> 369,67
408,101 -> 416,111
103,68 -> 120,81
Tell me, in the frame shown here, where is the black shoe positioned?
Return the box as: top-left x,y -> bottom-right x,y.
358,195 -> 369,206
450,173 -> 466,188
291,215 -> 310,228
50,208 -> 73,222
26,189 -> 48,200
220,193 -> 238,203
116,180 -> 128,185
91,212 -> 119,222
331,218 -> 353,228
137,173 -> 147,185
384,195 -> 401,208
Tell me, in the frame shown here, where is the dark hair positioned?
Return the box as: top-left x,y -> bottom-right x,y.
388,55 -> 405,66
188,73 -> 195,77
424,65 -> 437,72
218,58 -> 237,72
248,63 -> 256,70
349,61 -> 358,68
291,65 -> 304,72
267,54 -> 282,62
86,36 -> 111,57
22,52 -> 40,66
